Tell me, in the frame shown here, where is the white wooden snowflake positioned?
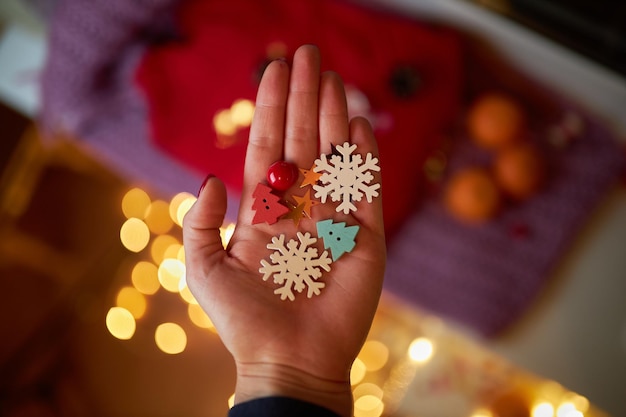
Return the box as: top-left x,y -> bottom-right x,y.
259,232 -> 332,301
313,142 -> 381,214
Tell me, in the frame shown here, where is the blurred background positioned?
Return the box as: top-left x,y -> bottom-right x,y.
1,0 -> 625,416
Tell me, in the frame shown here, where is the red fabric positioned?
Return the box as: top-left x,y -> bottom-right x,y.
136,0 -> 464,236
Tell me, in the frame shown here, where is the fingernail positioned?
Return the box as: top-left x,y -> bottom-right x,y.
198,174 -> 216,196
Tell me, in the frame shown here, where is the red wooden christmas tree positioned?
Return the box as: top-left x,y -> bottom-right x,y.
251,183 -> 289,225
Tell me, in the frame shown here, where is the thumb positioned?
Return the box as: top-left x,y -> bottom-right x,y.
183,175 -> 228,267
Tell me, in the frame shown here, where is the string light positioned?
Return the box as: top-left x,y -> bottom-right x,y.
158,258 -> 185,293
120,218 -> 150,253
150,234 -> 180,264
353,383 -> 384,417
116,286 -> 147,319
230,99 -> 255,127
169,192 -> 196,226
408,337 -> 434,363
187,303 -> 216,332
220,223 -> 236,248
121,187 -> 151,219
176,196 -> 197,226
177,245 -> 186,263
565,394 -> 589,414
214,99 -> 255,136
154,322 -> 187,354
350,358 -> 367,386
144,199 -> 174,235
358,340 -> 389,372
178,276 -> 198,305
354,394 -> 384,417
106,307 -> 136,340
112,186 -> 236,352
353,383 -> 383,400
532,402 -> 555,417
540,382 -> 565,402
557,402 -> 583,417
213,109 -> 237,136
131,261 -> 160,295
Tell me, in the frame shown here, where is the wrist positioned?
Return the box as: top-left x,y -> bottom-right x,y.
234,361 -> 353,417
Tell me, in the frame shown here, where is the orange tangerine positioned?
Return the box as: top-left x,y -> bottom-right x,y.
444,167 -> 501,224
495,143 -> 546,200
467,93 -> 526,150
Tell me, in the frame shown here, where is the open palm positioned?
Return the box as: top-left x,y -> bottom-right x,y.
183,45 -> 386,415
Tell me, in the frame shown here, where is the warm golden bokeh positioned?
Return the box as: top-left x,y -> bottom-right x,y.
120,218 -> 151,253
155,322 -> 187,354
121,187 -> 151,219
106,307 -> 136,340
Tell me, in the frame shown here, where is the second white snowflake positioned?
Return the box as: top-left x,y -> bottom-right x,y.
313,141 -> 381,214
259,232 -> 332,301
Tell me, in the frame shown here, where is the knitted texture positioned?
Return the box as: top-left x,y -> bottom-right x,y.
40,0 -> 203,196
384,106 -> 624,336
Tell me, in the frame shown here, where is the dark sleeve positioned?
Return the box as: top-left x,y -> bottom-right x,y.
228,396 -> 341,417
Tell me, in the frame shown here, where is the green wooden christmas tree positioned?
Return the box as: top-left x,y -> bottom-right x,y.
316,219 -> 360,261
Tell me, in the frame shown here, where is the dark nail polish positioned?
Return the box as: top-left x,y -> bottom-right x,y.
198,174 -> 216,196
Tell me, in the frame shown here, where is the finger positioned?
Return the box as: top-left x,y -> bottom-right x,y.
183,176 -> 228,271
284,45 -> 321,168
240,59 -> 290,222
319,71 -> 349,155
349,116 -> 384,236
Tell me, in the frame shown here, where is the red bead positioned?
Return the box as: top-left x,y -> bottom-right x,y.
267,161 -> 299,191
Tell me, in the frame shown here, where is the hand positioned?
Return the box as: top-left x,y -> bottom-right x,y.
183,45 -> 386,417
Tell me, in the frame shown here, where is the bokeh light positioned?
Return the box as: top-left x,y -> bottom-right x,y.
358,340 -> 389,372
350,358 -> 367,386
557,402 -> 583,417
471,408 -> 494,417
170,192 -> 197,227
155,322 -> 187,354
106,307 -> 136,340
564,394 -> 589,414
214,109 -> 237,136
532,402 -> 555,417
150,234 -> 181,265
144,200 -> 174,235
187,303 -> 216,332
354,395 -> 384,417
540,382 -> 565,402
121,188 -> 151,219
230,99 -> 255,127
353,383 -> 384,400
220,223 -> 236,248
353,383 -> 384,417
178,276 -> 198,305
158,258 -> 186,293
352,382 -> 384,417
177,245 -> 186,263
120,218 -> 150,253
177,197 -> 196,227
408,337 -> 434,363
116,286 -> 147,319
131,261 -> 160,295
